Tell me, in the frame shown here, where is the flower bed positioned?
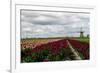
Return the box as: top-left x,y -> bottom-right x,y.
68,39 -> 89,59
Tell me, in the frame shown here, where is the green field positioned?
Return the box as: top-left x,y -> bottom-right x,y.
74,38 -> 89,43
21,37 -> 89,44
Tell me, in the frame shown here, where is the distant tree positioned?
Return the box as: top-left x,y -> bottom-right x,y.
87,34 -> 89,38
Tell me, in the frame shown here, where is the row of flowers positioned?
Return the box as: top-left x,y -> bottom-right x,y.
68,39 -> 89,59
21,39 -> 71,62
21,39 -> 69,55
21,39 -> 89,62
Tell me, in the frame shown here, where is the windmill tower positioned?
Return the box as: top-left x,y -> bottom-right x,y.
80,27 -> 84,38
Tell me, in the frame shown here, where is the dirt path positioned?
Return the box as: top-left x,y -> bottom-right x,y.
67,40 -> 82,60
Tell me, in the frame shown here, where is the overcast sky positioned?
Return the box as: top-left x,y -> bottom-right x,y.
21,10 -> 90,38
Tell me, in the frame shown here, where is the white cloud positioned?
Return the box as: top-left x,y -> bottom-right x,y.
21,10 -> 90,38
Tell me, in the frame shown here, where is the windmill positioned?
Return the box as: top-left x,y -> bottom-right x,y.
67,25 -> 84,38
80,27 -> 84,38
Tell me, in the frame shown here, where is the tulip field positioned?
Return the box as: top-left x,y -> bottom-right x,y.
21,38 -> 89,63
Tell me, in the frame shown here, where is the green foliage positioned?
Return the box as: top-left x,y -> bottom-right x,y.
21,47 -> 84,62
21,49 -> 50,62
